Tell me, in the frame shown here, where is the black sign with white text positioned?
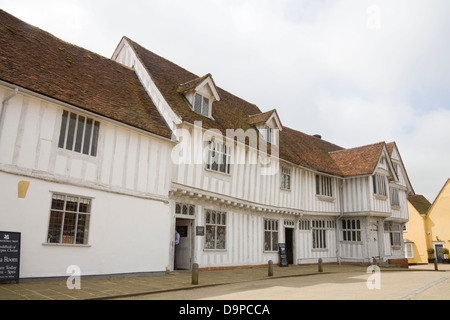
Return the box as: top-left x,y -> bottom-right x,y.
0,231 -> 21,283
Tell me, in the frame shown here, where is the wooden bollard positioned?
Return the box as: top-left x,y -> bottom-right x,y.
268,260 -> 274,277
192,263 -> 199,285
318,258 -> 323,273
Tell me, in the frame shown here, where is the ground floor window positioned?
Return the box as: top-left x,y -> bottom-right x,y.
205,210 -> 226,249
47,193 -> 91,245
264,219 -> 279,252
386,223 -> 402,247
404,243 -> 414,258
312,220 -> 327,249
342,219 -> 362,242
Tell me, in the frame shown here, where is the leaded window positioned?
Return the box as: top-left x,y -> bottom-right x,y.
264,219 -> 279,251
47,193 -> 91,245
342,219 -> 362,242
205,210 -> 226,250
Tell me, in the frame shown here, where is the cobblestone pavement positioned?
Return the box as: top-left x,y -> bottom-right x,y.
0,263 -> 448,300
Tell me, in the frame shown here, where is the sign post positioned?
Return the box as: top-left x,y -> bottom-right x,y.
0,231 -> 21,283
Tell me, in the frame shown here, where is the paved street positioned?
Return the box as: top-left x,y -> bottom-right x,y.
1,263 -> 448,300
114,265 -> 450,300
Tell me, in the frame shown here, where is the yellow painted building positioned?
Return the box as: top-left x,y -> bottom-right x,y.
405,179 -> 450,264
405,195 -> 431,264
426,179 -> 450,263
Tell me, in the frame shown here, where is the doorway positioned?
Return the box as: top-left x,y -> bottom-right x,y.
370,224 -> 380,258
434,243 -> 444,263
175,219 -> 193,270
285,228 -> 294,264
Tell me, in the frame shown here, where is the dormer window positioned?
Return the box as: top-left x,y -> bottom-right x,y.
248,109 -> 283,146
194,93 -> 210,117
177,74 -> 220,119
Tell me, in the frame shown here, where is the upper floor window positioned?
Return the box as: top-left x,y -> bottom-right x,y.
58,110 -> 100,157
194,93 -> 210,117
373,174 -> 387,196
281,166 -> 291,190
390,188 -> 400,207
316,174 -> 333,197
206,140 -> 231,174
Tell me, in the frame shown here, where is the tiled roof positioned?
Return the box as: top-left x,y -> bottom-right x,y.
126,37 -> 351,175
0,10 -> 172,139
248,109 -> 280,126
408,194 -> 431,214
329,142 -> 385,176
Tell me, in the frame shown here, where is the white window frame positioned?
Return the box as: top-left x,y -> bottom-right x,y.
281,166 -> 291,190
58,110 -> 100,157
390,187 -> 400,207
264,219 -> 279,252
316,174 -> 333,198
388,223 -> 402,247
404,243 -> 414,259
312,220 -> 327,249
193,93 -> 210,117
47,193 -> 92,245
373,174 -> 387,197
341,219 -> 362,242
204,210 -> 227,250
205,140 -> 231,174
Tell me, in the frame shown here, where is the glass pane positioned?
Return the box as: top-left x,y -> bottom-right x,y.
205,211 -> 210,223
216,226 -> 226,249
48,211 -> 63,243
189,206 -> 194,215
62,212 -> 77,244
90,121 -> 100,156
58,110 -> 68,148
74,115 -> 85,153
65,196 -> 78,212
66,112 -> 77,151
175,203 -> 181,214
194,94 -> 202,113
272,232 -> 278,251
83,118 -> 92,155
205,225 -> 215,249
76,214 -> 90,244
51,194 -> 65,210
264,231 -> 271,251
78,198 -> 91,213
202,97 -> 209,116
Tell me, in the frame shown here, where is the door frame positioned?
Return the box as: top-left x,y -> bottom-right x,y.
175,217 -> 195,270
284,226 -> 295,264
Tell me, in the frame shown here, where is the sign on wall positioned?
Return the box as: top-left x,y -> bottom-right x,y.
0,231 -> 21,283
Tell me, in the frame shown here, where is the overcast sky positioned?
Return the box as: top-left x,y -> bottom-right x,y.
2,0 -> 449,202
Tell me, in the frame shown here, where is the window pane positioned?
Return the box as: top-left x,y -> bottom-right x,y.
74,115 -> 85,153
194,94 -> 202,113
62,212 -> 77,244
48,211 -> 63,243
205,225 -> 215,249
216,226 -> 226,249
272,232 -> 278,251
264,231 -> 271,251
202,97 -> 209,116
65,196 -> 78,212
83,118 -> 92,155
51,194 -> 65,210
66,112 -> 77,150
58,110 -> 68,148
90,121 -> 100,156
76,214 -> 90,244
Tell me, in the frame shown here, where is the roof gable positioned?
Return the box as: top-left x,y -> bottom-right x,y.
177,73 -> 220,101
248,109 -> 283,131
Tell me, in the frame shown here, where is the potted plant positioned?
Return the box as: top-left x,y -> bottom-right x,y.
427,248 -> 435,263
441,248 -> 449,264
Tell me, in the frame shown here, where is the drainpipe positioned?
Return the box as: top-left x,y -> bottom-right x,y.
0,87 -> 19,140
